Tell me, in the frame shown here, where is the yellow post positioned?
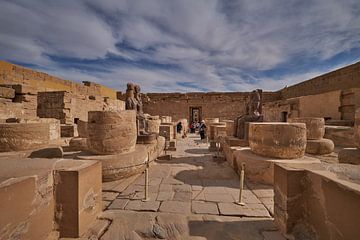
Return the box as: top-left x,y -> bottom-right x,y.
236,163 -> 245,206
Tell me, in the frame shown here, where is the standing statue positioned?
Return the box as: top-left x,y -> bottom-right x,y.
235,89 -> 263,139
125,83 -> 137,111
134,84 -> 148,135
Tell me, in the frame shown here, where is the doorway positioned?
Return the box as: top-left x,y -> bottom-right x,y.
189,107 -> 202,124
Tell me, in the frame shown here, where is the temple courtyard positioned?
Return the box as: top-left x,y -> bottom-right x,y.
90,134 -> 283,240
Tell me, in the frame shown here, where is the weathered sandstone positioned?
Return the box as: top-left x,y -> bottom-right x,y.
249,122 -> 307,159
87,111 -> 137,155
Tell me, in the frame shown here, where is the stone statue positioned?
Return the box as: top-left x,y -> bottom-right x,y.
125,83 -> 137,111
250,89 -> 261,116
134,84 -> 148,135
235,89 -> 263,139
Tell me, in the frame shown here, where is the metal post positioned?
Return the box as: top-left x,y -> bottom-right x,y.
143,155 -> 150,202
236,163 -> 245,206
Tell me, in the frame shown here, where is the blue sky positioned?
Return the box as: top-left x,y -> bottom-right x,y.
0,0 -> 359,93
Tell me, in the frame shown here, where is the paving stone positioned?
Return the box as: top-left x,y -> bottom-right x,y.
251,188 -> 274,198
102,191 -> 119,201
130,192 -> 158,201
108,198 -> 129,210
102,200 -> 111,211
159,201 -> 191,214
204,193 -> 234,203
157,191 -> 174,201
218,202 -> 270,217
192,201 -> 219,215
162,177 -> 184,185
125,200 -> 160,212
262,231 -> 287,240
203,186 -> 227,194
193,191 -> 206,201
173,184 -> 192,192
173,191 -> 192,202
159,183 -> 173,191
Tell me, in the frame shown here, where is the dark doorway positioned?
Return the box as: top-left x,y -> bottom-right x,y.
189,107 -> 202,124
281,111 -> 288,122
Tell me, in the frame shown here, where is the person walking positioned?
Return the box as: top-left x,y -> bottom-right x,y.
176,122 -> 183,134
199,120 -> 207,140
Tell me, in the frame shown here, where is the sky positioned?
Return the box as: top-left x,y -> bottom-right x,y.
0,0 -> 360,93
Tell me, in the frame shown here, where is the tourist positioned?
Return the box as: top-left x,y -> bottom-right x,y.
190,122 -> 195,133
199,120 -> 207,140
176,122 -> 183,134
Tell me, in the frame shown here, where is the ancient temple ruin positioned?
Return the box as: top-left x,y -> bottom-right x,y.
0,60 -> 360,240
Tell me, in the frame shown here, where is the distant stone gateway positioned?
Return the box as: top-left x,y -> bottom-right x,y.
0,60 -> 360,240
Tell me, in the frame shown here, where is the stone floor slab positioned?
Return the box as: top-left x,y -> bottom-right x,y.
192,201 -> 219,215
125,200 -> 160,212
159,201 -> 191,214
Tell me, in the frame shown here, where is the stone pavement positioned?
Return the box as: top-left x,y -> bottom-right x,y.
94,134 -> 285,240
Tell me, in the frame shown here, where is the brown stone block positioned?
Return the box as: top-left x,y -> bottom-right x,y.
61,124 -> 78,138
0,159 -> 56,240
77,145 -> 148,182
288,117 -> 325,140
0,123 -> 50,152
0,86 -> 15,99
338,148 -> 360,164
305,138 -> 334,155
249,122 -> 307,159
87,111 -> 136,155
54,160 -> 102,238
234,148 -> 319,185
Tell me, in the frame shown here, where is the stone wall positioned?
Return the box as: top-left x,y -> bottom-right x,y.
279,61 -> 360,99
37,91 -> 125,124
0,61 -> 117,99
140,92 -> 280,122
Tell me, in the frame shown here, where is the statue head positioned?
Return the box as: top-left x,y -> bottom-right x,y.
126,83 -> 135,98
134,85 -> 141,93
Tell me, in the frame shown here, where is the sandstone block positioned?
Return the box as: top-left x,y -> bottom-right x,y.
69,137 -> 88,151
209,123 -> 226,140
0,123 -> 50,152
223,120 -> 235,136
159,124 -> 174,141
0,159 -> 55,240
137,133 -> 157,144
204,118 -> 219,125
215,125 -> 227,139
146,118 -> 161,134
249,123 -> 307,159
77,120 -> 88,138
61,124 -> 78,138
87,111 -> 137,155
288,117 -> 325,140
338,148 -> 360,165
234,148 -> 319,185
77,145 -> 148,181
305,138 -> 334,155
0,86 -> 15,99
324,126 -> 355,147
54,160 -> 102,238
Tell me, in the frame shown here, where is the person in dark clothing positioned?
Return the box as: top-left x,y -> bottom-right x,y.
199,120 -> 207,140
190,122 -> 196,133
176,122 -> 183,134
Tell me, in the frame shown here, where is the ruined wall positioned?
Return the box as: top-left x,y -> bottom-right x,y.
0,61 -> 117,99
0,85 -> 37,119
37,91 -> 125,124
141,92 -> 280,122
298,90 -> 341,120
280,61 -> 360,100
